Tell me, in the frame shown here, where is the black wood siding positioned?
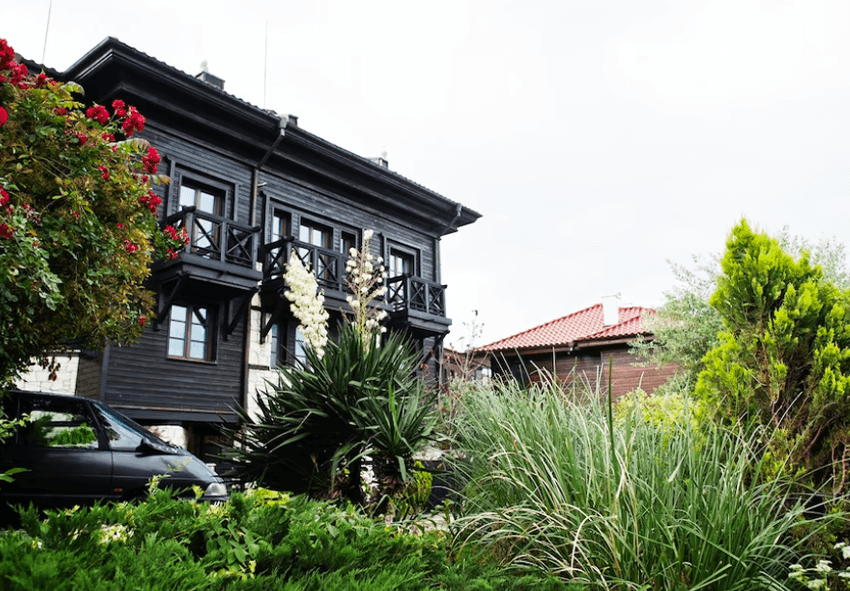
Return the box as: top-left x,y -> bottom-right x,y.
98,122 -> 252,422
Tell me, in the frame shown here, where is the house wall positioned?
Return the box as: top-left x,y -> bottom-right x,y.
493,344 -> 677,400
258,169 -> 440,285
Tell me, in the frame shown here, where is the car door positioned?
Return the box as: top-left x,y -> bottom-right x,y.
1,394 -> 114,506
90,402 -> 188,498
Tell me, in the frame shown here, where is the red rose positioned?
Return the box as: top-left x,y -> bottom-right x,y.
139,316 -> 147,326
142,146 -> 161,173
35,73 -> 48,87
0,223 -> 13,239
74,131 -> 88,145
10,63 -> 26,87
0,38 -> 14,70
139,191 -> 162,214
101,133 -> 115,142
164,225 -> 178,241
86,104 -> 110,125
0,188 -> 8,207
121,106 -> 145,136
0,106 -> 7,128
97,165 -> 109,180
112,99 -> 125,109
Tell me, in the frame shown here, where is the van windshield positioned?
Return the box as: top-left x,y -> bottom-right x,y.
93,403 -> 175,452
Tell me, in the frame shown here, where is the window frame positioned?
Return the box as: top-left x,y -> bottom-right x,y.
339,227 -> 360,256
167,303 -> 217,363
172,168 -> 232,219
386,241 -> 420,278
298,218 -> 332,249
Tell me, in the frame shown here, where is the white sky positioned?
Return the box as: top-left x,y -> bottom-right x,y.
4,0 -> 849,347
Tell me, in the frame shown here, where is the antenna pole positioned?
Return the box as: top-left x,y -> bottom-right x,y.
263,21 -> 268,108
42,0 -> 53,64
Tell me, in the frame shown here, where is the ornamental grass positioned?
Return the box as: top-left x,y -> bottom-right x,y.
448,376 -> 843,590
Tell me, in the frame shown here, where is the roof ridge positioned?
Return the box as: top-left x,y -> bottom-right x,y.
480,303 -> 603,350
582,313 -> 645,340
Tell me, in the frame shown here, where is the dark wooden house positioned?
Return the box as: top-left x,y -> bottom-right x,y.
481,302 -> 676,399
32,38 -> 480,456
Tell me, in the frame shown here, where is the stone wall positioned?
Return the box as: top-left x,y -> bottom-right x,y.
15,354 -> 79,395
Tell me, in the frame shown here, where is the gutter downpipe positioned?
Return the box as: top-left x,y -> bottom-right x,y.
435,203 -> 463,284
433,203 -> 464,384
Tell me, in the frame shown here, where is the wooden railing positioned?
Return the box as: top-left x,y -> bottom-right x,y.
261,237 -> 344,292
165,207 -> 260,269
261,239 -> 448,318
385,275 -> 447,317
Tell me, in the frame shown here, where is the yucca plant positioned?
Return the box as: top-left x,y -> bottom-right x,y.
227,323 -> 435,505
449,377 -> 844,590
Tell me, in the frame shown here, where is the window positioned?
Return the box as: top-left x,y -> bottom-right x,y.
179,183 -> 224,255
92,404 -> 147,451
19,396 -> 99,449
298,220 -> 334,285
294,326 -> 307,367
267,210 -> 291,274
389,248 -> 415,278
269,323 -> 280,367
168,304 -> 214,361
179,184 -> 222,215
271,211 -> 289,243
340,230 -> 358,256
299,220 -> 331,248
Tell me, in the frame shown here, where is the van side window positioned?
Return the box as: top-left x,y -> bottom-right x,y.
19,397 -> 99,449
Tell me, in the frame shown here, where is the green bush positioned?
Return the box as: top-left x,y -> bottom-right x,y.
696,220 -> 850,490
0,486 -> 567,590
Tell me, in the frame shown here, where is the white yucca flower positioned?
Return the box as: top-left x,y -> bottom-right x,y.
283,252 -> 329,359
344,228 -> 388,350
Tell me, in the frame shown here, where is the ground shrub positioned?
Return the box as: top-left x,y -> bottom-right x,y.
0,486 -> 562,590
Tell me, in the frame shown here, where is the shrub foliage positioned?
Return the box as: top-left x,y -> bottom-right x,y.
0,37 -> 185,383
696,220 -> 850,488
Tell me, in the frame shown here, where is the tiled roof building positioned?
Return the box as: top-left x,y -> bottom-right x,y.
482,303 -> 676,399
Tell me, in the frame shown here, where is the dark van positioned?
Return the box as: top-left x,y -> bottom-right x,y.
0,390 -> 228,509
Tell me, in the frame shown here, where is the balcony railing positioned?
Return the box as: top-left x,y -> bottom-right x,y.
261,239 -> 447,318
165,207 -> 260,269
385,275 -> 447,317
262,237 -> 345,292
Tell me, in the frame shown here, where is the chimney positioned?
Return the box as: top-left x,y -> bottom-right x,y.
601,293 -> 621,326
369,150 -> 389,169
196,60 -> 224,90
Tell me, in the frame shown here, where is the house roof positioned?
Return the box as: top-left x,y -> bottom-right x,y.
480,304 -> 654,352
27,37 -> 481,234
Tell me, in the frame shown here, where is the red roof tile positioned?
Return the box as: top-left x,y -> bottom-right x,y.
480,304 -> 655,351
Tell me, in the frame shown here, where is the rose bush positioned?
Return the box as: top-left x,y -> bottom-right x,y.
0,37 -> 186,384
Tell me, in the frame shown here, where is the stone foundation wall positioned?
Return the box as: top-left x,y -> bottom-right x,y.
15,354 -> 79,395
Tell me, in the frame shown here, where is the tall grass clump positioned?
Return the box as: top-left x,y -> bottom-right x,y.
449,376 -> 840,590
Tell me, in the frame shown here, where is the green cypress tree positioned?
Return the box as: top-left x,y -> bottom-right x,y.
696,220 -> 850,489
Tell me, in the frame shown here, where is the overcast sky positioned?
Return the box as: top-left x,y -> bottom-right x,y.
4,0 -> 849,347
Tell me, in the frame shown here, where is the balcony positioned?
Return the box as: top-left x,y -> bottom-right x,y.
385,275 -> 450,338
153,207 -> 262,299
261,236 -> 345,293
260,239 -> 450,339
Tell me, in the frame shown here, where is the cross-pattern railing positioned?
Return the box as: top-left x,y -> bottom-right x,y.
261,237 -> 345,292
385,275 -> 446,317
262,240 -> 447,318
165,207 -> 260,269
